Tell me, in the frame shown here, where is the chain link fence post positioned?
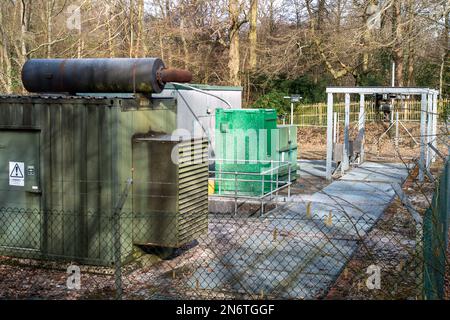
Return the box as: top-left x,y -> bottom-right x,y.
416,220 -> 424,299
112,178 -> 133,300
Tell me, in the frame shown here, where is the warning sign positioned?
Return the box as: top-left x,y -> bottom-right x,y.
9,161 -> 25,186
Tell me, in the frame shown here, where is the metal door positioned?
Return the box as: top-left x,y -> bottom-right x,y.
0,130 -> 41,250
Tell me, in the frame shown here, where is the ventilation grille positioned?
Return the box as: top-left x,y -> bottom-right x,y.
177,138 -> 209,245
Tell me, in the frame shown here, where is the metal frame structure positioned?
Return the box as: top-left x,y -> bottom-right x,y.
209,159 -> 293,215
325,87 -> 439,182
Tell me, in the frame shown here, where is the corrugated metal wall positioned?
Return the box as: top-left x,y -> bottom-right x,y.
0,95 -> 177,265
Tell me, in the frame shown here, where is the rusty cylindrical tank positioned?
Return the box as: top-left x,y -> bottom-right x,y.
21,58 -> 192,94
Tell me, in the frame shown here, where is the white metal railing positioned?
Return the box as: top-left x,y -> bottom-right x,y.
209,159 -> 295,216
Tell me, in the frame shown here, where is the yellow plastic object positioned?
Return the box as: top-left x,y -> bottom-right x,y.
208,179 -> 215,195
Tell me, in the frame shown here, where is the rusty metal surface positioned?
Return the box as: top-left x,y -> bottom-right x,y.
21,58 -> 192,94
0,94 -> 123,100
159,68 -> 193,84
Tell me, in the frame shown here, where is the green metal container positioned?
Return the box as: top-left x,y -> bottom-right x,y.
0,94 -> 208,265
214,109 -> 298,196
276,125 -> 298,182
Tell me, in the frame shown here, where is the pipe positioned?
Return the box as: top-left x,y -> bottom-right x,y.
159,68 -> 192,84
22,58 -> 192,94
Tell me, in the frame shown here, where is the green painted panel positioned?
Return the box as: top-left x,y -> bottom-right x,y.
277,125 -> 298,182
214,109 -> 298,196
0,130 -> 41,250
0,95 -> 180,265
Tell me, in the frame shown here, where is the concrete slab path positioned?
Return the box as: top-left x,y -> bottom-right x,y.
187,162 -> 410,298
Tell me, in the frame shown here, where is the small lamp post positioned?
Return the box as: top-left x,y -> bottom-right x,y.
283,95 -> 302,125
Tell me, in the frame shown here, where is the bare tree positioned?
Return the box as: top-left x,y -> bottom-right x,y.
249,0 -> 258,71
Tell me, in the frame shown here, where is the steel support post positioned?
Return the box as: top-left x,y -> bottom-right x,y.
359,94 -> 365,163
419,93 -> 427,182
342,93 -> 350,171
426,94 -> 433,168
326,93 -> 334,180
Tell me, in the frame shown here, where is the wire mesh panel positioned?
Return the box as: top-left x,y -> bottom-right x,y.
0,95 -> 447,299
0,178 -> 429,300
110,198 -> 425,300
0,208 -> 118,299
423,159 -> 450,300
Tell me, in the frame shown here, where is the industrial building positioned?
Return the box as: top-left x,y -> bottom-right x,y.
0,58 -> 212,265
0,57 -> 297,267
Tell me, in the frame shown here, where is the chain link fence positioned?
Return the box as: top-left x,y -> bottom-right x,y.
1,119 -> 448,300
423,159 -> 450,299
1,168 -> 443,300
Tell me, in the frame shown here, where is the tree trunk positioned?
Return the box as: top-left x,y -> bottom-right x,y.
249,0 -> 258,71
336,0 -> 342,32
129,0 -> 134,57
317,0 -> 325,31
17,0 -> 28,65
135,0 -> 145,57
404,0 -> 415,86
393,0 -> 404,86
158,28 -> 165,61
165,0 -> 172,65
180,15 -> 189,70
0,5 -> 13,93
305,0 -> 351,80
228,0 -> 241,86
46,0 -> 54,58
439,9 -> 449,96
407,54 -> 415,86
106,6 -> 115,58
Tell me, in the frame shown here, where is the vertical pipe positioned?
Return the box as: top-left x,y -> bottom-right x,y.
326,93 -> 334,180
290,102 -> 294,125
432,93 -> 438,163
218,164 -> 222,194
234,172 -> 237,216
270,160 -> 273,200
359,94 -> 365,163
275,165 -> 279,208
342,93 -> 350,171
337,113 -> 340,143
419,93 -> 427,182
261,173 -> 265,196
261,174 -> 265,215
288,163 -> 291,198
391,61 -> 395,87
426,93 -> 433,168
333,112 -> 337,143
395,111 -> 399,150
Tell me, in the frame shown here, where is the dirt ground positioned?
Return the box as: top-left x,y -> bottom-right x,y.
326,160 -> 447,300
